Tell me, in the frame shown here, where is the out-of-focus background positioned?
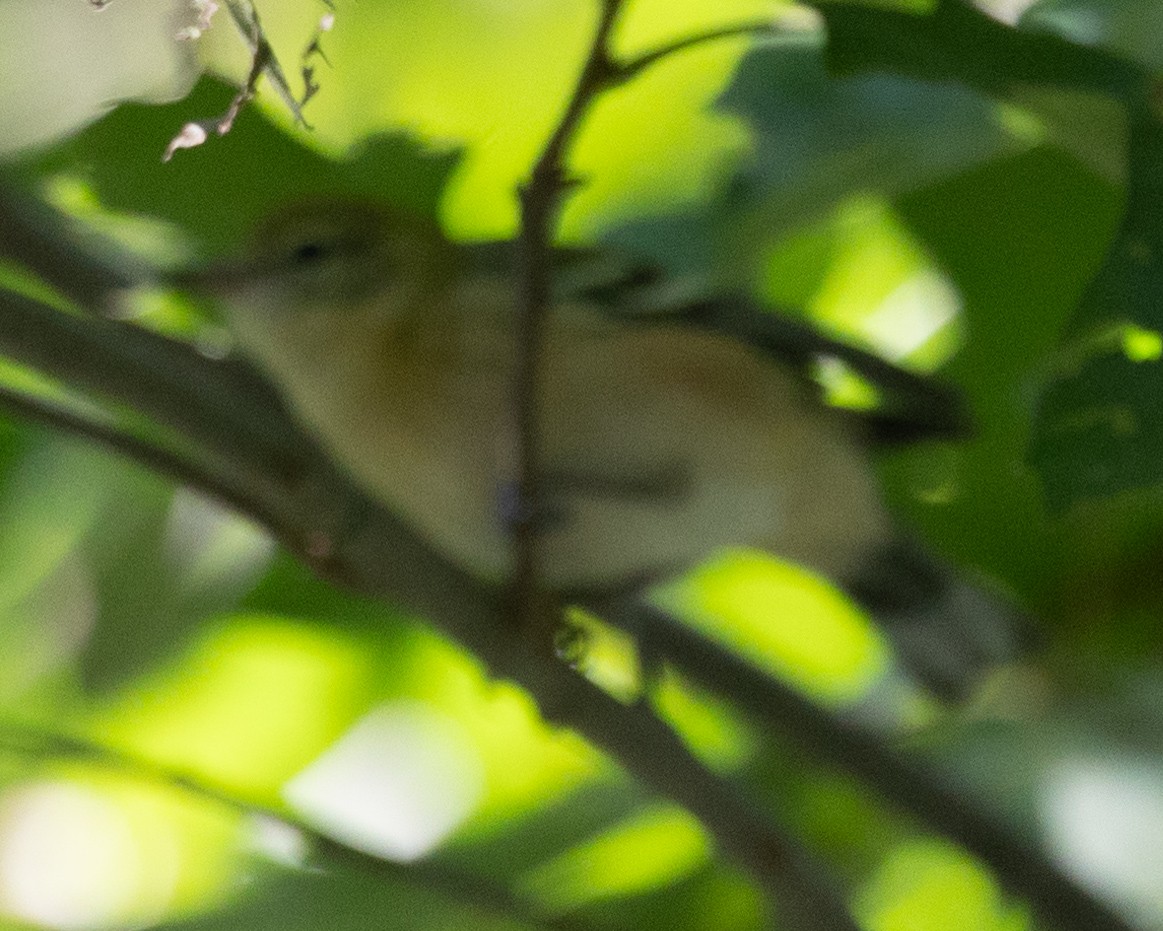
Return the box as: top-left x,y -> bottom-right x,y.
1,1 -> 1162,929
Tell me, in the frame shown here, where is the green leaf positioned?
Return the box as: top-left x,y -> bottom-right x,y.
12,76 -> 461,251
818,0 -> 1142,100
888,146 -> 1120,586
1030,113 -> 1163,506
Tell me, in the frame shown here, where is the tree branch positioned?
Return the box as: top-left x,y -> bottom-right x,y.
0,721 -> 588,931
0,178 -> 141,310
0,222 -> 1128,925
619,20 -> 778,81
510,7 -> 859,923
0,384 -> 286,533
0,289 -> 303,476
2,8 -> 1136,920
0,284 -> 855,931
511,6 -> 785,649
511,0 -> 626,650
599,600 -> 1136,931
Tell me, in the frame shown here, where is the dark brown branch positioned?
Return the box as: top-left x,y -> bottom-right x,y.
508,9 -> 802,640
600,600 -> 1136,931
1,280 -> 1129,929
0,179 -> 141,310
509,9 -> 863,920
511,0 -> 626,649
0,384 -> 286,533
0,722 -> 588,931
0,289 -> 303,474
0,286 -> 855,931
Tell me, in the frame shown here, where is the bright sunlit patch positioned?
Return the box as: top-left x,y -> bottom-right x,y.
1121,325 -> 1163,363
378,630 -> 605,838
814,356 -> 881,412
0,782 -> 174,931
564,608 -> 642,704
97,617 -> 372,795
283,701 -> 484,862
809,196 -> 963,369
972,0 -> 1039,25
652,550 -> 891,705
856,839 -> 1029,931
520,804 -> 710,913
860,268 -> 962,363
246,814 -> 309,868
0,259 -> 72,311
1041,756 -> 1163,924
613,0 -> 788,53
562,1 -> 774,240
994,101 -> 1046,145
261,0 -> 771,239
163,488 -> 275,595
651,669 -> 758,770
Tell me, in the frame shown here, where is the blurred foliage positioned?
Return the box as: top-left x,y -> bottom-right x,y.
1,1 -> 1163,931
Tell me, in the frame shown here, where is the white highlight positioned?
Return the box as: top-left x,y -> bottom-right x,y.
1041,757 -> 1163,924
972,0 -> 1039,26
283,702 -> 484,862
0,783 -> 170,930
861,269 -> 962,362
247,814 -> 309,868
0,0 -> 198,156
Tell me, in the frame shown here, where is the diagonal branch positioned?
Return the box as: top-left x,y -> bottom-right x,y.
0,384 -> 286,532
599,600 -> 1136,931
0,284 -> 855,931
619,20 -> 779,81
0,178 -> 141,310
0,287 -> 1129,928
0,721 -> 589,931
0,289 -> 303,475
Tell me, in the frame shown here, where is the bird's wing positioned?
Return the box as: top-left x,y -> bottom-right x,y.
463,239 -> 968,444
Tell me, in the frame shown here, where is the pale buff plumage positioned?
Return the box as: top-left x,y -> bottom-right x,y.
206,202 -> 893,593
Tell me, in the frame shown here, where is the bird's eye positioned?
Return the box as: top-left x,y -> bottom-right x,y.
291,239 -> 332,265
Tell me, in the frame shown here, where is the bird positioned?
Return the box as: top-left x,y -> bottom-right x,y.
179,198 -> 1022,699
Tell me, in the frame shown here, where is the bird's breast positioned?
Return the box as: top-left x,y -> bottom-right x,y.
238,293 -> 891,591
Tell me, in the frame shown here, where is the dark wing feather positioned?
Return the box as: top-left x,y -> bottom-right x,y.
513,241 -> 970,444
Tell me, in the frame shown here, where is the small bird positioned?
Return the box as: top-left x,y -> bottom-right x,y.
182,199 -> 1020,698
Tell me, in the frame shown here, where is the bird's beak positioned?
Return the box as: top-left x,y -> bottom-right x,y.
165,258 -> 264,300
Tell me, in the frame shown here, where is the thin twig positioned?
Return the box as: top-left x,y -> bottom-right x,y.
509,9 -> 798,642
512,0 -> 625,647
0,722 -> 587,931
165,1 -> 310,160
511,4 -> 857,927
619,20 -> 778,80
221,0 -> 308,125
